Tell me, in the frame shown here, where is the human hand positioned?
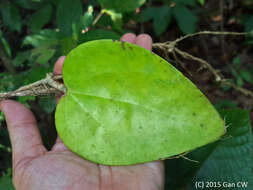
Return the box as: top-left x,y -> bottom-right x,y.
0,33 -> 164,190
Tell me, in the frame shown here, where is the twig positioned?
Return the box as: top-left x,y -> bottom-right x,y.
171,50 -> 193,76
92,11 -> 104,26
174,48 -> 222,82
173,31 -> 247,44
222,81 -> 253,98
0,73 -> 66,101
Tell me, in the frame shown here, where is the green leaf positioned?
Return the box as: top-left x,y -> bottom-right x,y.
13,0 -> 42,10
198,0 -> 205,5
173,4 -> 197,34
139,7 -> 157,22
240,69 -> 253,84
78,29 -> 120,43
56,0 -> 83,35
27,4 -> 53,32
244,15 -> 253,32
31,47 -> 56,65
39,96 -> 56,113
139,6 -> 172,36
0,172 -> 14,190
55,40 -> 225,165
12,51 -> 30,67
18,96 -> 36,108
0,112 -> 4,123
23,66 -> 52,85
153,6 -> 171,36
82,6 -> 94,29
72,6 -> 94,42
173,0 -> 196,6
60,37 -> 78,55
98,0 -> 146,13
232,56 -> 241,66
214,99 -> 238,110
23,29 -> 60,47
236,76 -> 244,87
189,109 -> 253,189
0,73 -> 21,91
102,9 -> 123,31
0,1 -> 21,31
0,30 -> 12,57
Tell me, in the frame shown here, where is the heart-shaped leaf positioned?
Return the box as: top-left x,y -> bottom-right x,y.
55,40 -> 225,165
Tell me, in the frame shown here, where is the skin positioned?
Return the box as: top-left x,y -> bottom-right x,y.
0,33 -> 164,190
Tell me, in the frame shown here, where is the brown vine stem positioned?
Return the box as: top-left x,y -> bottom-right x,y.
174,48 -> 222,82
92,10 -> 104,26
0,31 -> 253,101
152,31 -> 253,99
0,73 -> 66,101
173,31 -> 247,44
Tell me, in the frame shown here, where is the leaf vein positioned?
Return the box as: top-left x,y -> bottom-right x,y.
69,90 -> 170,117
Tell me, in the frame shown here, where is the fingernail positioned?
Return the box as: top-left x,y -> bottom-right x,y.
136,34 -> 153,51
57,56 -> 66,64
54,56 -> 66,75
120,33 -> 137,44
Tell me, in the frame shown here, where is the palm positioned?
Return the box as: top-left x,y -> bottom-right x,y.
14,147 -> 164,190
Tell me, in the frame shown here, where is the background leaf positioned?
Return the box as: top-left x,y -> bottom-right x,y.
78,29 -> 120,43
102,9 -> 123,31
0,1 -> 21,31
56,0 -> 83,35
13,0 -> 42,10
39,96 -> 56,114
0,169 -> 14,190
240,69 -> 253,84
140,6 -> 172,36
27,4 -> 53,32
23,29 -> 60,47
198,0 -> 205,5
31,47 -> 56,65
0,175 -> 14,190
98,0 -> 146,13
153,6 -> 171,36
173,0 -> 196,6
80,6 -> 94,30
173,4 -> 197,34
0,30 -> 12,57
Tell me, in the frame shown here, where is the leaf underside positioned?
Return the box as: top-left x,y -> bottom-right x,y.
55,40 -> 225,165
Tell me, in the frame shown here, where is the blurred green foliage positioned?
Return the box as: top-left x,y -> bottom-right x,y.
231,56 -> 253,87
0,0 -> 253,189
0,169 -> 14,190
139,0 -> 198,35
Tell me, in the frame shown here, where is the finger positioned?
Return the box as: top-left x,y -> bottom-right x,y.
120,33 -> 137,44
53,56 -> 69,150
136,34 -> 153,51
54,56 -> 66,103
51,136 -> 69,152
53,56 -> 66,75
0,100 -> 47,167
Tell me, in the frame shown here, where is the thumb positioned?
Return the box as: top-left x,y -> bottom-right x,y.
0,100 -> 46,168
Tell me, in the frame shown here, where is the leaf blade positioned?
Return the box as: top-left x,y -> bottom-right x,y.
56,40 -> 225,165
